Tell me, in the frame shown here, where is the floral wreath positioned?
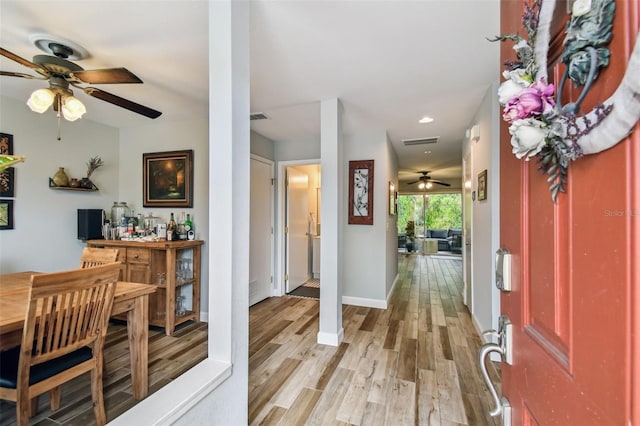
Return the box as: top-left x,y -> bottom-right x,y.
493,0 -> 640,202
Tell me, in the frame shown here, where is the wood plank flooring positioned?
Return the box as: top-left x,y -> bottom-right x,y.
249,254 -> 502,425
0,321 -> 208,426
1,254 -> 500,425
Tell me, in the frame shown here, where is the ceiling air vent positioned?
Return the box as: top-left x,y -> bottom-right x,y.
402,136 -> 439,146
250,112 -> 269,121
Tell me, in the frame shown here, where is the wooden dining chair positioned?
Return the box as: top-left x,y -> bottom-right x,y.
78,247 -> 119,268
0,263 -> 121,426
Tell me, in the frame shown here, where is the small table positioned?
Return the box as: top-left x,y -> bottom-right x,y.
0,272 -> 156,400
424,239 -> 439,254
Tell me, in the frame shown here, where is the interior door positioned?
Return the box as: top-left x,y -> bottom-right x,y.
462,144 -> 473,307
249,156 -> 273,306
285,166 -> 310,293
498,1 -> 639,424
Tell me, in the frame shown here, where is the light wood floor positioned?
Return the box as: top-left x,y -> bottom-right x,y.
0,321 -> 208,426
249,253 -> 501,425
1,254 -> 499,425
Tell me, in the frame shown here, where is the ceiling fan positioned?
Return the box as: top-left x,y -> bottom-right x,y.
406,171 -> 451,188
0,41 -> 162,120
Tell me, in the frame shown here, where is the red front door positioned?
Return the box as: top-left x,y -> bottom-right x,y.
499,1 -> 639,425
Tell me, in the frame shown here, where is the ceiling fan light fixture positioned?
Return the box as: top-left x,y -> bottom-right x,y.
27,88 -> 55,113
418,182 -> 425,189
426,182 -> 433,189
61,95 -> 86,121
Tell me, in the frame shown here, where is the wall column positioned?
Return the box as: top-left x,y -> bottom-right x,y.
318,98 -> 344,346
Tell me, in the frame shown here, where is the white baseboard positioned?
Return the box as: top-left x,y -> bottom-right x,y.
317,328 -> 344,347
386,273 -> 399,307
342,296 -> 387,309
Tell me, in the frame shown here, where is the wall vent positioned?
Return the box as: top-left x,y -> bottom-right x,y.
250,112 -> 269,121
402,136 -> 439,146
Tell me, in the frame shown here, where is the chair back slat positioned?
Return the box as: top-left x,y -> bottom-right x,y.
78,247 -> 119,269
23,264 -> 120,367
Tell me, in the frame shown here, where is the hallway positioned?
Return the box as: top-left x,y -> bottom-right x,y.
249,253 -> 501,425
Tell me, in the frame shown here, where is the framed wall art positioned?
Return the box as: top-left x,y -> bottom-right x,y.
0,133 -> 15,197
477,169 -> 487,201
143,149 -> 194,208
0,199 -> 14,230
348,160 -> 374,225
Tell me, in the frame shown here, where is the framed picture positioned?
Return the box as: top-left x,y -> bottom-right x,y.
477,169 -> 487,201
143,150 -> 194,208
389,182 -> 395,216
0,133 -> 14,198
0,199 -> 14,230
348,160 -> 374,225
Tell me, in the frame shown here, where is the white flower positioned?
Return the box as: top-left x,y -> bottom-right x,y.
509,118 -> 548,160
502,68 -> 532,86
498,69 -> 533,105
498,79 -> 525,105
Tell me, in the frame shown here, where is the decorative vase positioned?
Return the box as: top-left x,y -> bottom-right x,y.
69,178 -> 80,188
52,167 -> 69,187
80,177 -> 93,189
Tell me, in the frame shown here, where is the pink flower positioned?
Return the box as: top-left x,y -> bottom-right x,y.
502,80 -> 556,123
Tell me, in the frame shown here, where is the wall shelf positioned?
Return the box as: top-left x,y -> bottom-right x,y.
48,178 -> 99,192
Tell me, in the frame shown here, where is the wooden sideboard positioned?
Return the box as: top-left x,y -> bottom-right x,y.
86,239 -> 203,336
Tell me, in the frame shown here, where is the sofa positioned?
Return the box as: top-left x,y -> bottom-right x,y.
426,228 -> 462,253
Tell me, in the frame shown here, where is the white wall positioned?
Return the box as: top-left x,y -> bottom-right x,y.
0,95 -> 119,273
342,129 -> 397,306
464,82 -> 501,336
119,119 -> 210,316
250,130 -> 275,160
274,137 -> 320,161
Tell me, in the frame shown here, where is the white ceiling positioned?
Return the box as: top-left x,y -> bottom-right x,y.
0,1 -> 500,191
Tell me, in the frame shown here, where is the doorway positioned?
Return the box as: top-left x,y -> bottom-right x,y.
277,160 -> 321,299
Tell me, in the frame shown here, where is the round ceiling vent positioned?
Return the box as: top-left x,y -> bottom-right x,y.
29,33 -> 89,61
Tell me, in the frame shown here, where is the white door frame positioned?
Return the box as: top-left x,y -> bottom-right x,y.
276,158 -> 320,296
462,145 -> 473,308
250,154 -> 275,304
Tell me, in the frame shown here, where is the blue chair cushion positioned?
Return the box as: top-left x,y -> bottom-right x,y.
0,346 -> 93,389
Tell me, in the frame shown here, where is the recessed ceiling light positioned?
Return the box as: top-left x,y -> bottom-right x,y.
419,116 -> 434,124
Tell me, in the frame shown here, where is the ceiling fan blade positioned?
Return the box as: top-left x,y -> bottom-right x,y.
83,87 -> 162,119
432,180 -> 451,187
0,47 -> 42,71
406,180 -> 420,185
0,70 -> 46,80
71,68 -> 143,84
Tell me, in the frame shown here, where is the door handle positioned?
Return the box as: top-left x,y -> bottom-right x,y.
478,343 -> 505,416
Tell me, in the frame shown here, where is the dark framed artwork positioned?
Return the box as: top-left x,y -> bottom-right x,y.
348,160 -> 374,225
477,169 -> 487,201
389,181 -> 395,216
0,199 -> 14,230
0,133 -> 15,198
143,150 -> 194,208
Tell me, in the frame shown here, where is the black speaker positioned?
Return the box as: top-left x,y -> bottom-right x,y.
78,209 -> 104,240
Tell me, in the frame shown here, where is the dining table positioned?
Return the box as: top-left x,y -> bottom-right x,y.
0,271 -> 156,400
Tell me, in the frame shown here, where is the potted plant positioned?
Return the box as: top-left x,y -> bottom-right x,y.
81,156 -> 103,189
405,220 -> 415,252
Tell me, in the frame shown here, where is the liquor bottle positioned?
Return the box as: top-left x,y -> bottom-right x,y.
178,211 -> 187,240
167,212 -> 176,241
185,214 -> 195,240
